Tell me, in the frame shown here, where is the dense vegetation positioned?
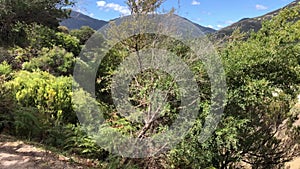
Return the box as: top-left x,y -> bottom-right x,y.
1,0 -> 300,168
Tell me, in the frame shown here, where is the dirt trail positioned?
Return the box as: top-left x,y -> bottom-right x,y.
0,135 -> 93,169
286,158 -> 300,169
286,105 -> 300,169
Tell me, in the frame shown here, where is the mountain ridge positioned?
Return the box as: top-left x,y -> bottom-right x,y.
60,10 -> 216,34
215,0 -> 300,38
61,0 -> 299,38
60,11 -> 108,30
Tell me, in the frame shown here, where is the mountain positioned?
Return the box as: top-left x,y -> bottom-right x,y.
194,23 -> 216,34
180,16 -> 216,34
60,11 -> 216,34
60,11 -> 108,30
215,0 -> 300,38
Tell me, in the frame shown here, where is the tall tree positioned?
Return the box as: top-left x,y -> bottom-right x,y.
126,0 -> 165,14
0,0 -> 74,45
80,0 -> 214,168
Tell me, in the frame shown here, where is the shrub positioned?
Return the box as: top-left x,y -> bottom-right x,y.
22,46 -> 75,76
0,76 -> 14,133
63,124 -> 108,159
7,70 -> 76,125
70,26 -> 95,45
54,32 -> 81,55
0,61 -> 12,76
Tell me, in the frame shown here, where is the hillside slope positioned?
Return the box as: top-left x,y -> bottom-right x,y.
60,11 -> 108,30
60,11 -> 216,34
215,0 -> 300,38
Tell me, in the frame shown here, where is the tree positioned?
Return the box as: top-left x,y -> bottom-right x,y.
167,3 -> 300,169
74,0 -> 219,168
174,4 -> 300,169
70,26 -> 96,45
0,0 -> 74,45
126,0 -> 165,14
74,1 -> 300,169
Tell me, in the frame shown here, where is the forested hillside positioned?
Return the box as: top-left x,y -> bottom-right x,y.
214,0 -> 300,39
1,0 -> 300,168
60,11 -> 108,30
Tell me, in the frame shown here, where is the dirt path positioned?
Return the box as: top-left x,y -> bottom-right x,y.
0,135 -> 95,169
286,105 -> 300,169
286,158 -> 300,169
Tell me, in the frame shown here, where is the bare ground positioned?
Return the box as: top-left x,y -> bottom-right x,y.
0,135 -> 97,169
285,104 -> 300,169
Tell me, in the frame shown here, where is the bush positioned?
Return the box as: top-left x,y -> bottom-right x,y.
70,26 -> 95,45
0,61 -> 12,76
25,23 -> 57,49
63,124 -> 108,159
54,32 -> 81,55
7,46 -> 40,70
13,107 -> 42,139
0,76 -> 14,133
22,46 -> 75,76
7,70 -> 76,125
0,75 -> 42,138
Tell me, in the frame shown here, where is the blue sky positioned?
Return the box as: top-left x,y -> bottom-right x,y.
73,0 -> 295,30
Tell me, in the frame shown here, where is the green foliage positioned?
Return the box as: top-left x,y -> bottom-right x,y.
0,76 -> 14,133
13,107 -> 41,138
0,0 -> 74,46
7,23 -> 80,54
63,124 -> 108,159
70,26 -> 96,45
24,23 -> 57,49
219,4 -> 300,168
126,0 -> 165,14
100,155 -> 140,169
54,32 -> 81,55
0,61 -> 12,76
87,13 -> 212,168
7,46 -> 39,70
7,70 -> 76,125
22,46 -> 75,76
11,22 -> 59,48
165,4 -> 300,169
6,29 -> 79,72
0,75 -> 41,139
1,1 -> 300,168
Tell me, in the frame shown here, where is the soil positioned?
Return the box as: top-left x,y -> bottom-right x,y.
0,135 -> 96,169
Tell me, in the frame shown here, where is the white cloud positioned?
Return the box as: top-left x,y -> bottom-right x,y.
215,20 -> 234,29
74,8 -> 95,18
207,25 -> 214,29
96,1 -> 131,15
217,25 -> 224,29
255,4 -> 268,10
191,0 -> 200,5
97,1 -> 106,7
